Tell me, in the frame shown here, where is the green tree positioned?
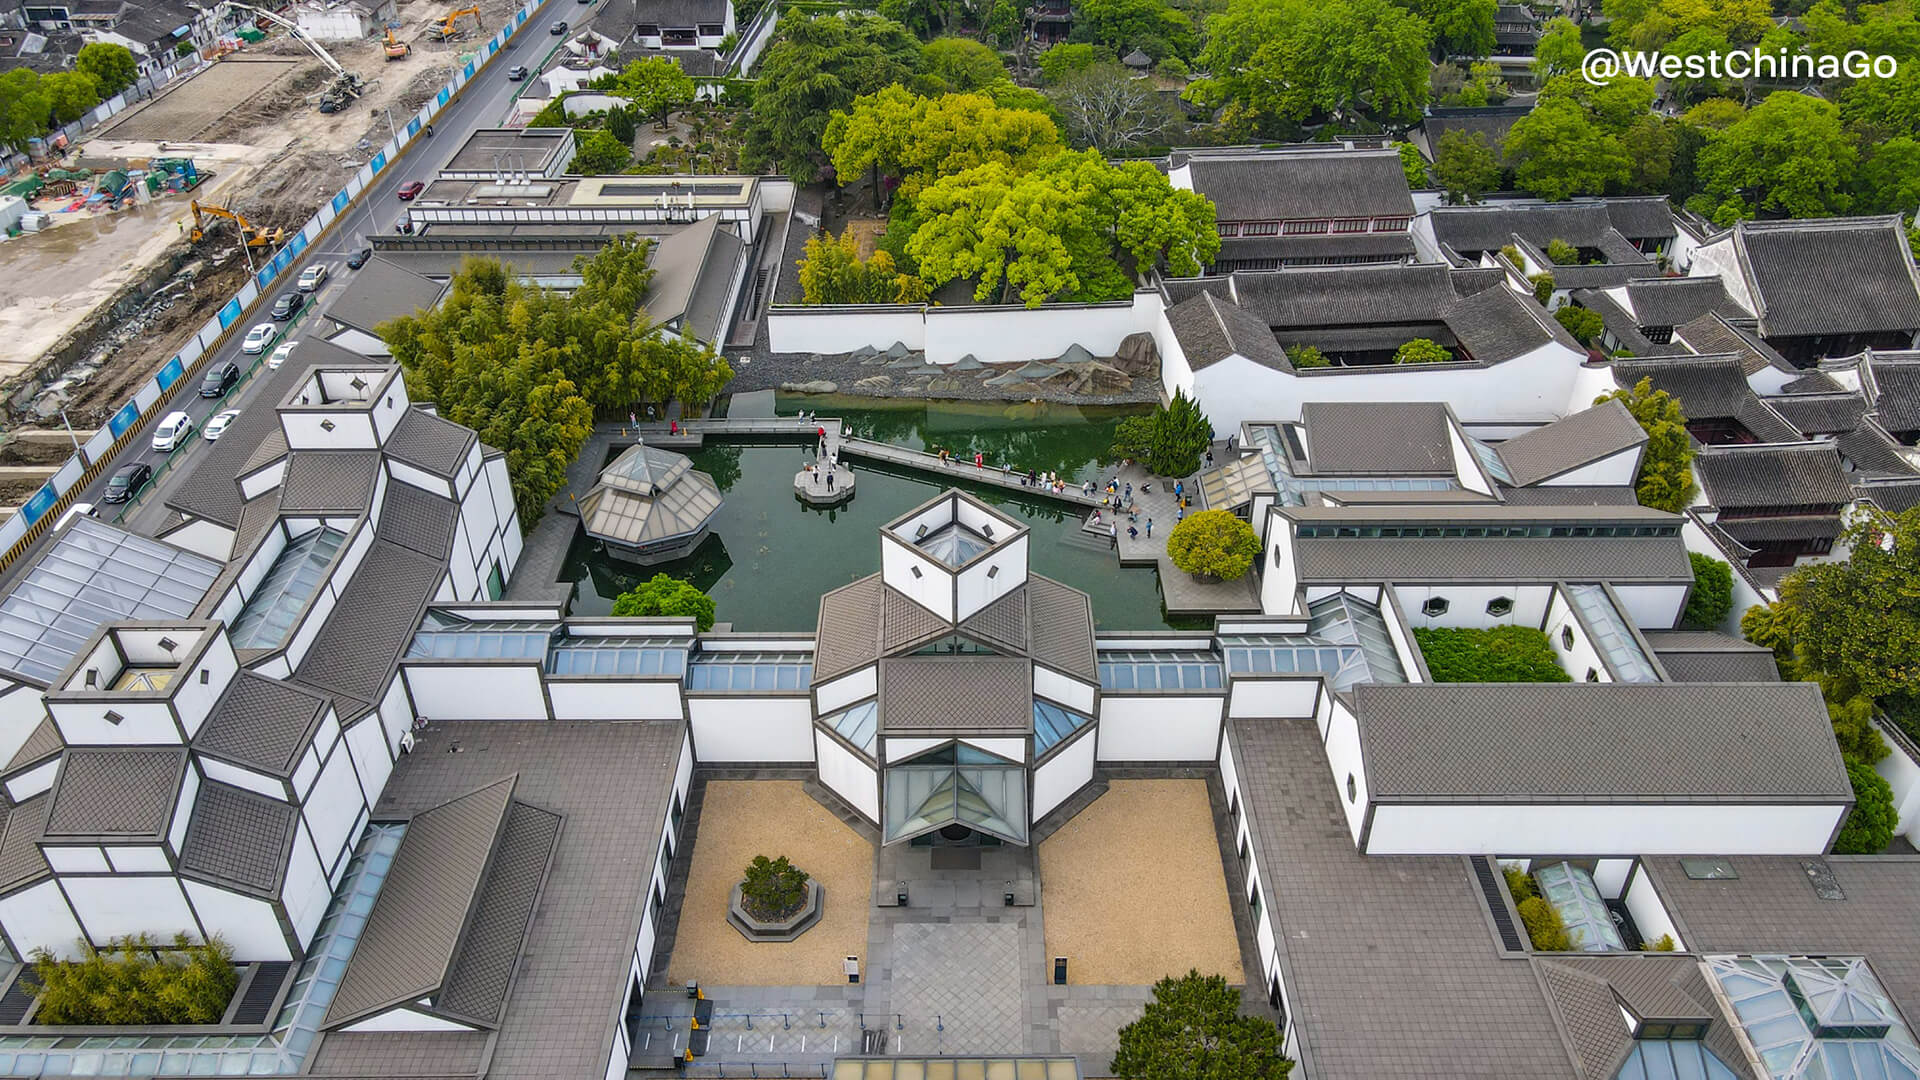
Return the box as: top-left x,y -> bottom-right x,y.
1167,511 -> 1262,579
1554,304 -> 1604,345
570,128 -> 632,173
1529,272 -> 1555,305
797,228 -> 930,303
1593,377 -> 1696,512
1851,136 -> 1920,215
606,105 -> 638,144
1194,0 -> 1431,134
1517,896 -> 1573,950
740,13 -> 922,180
1109,414 -> 1154,461
1289,343 -> 1330,368
1621,114 -> 1676,194
1682,552 -> 1734,629
1694,91 -> 1854,223
1433,129 -> 1501,204
611,573 -> 718,630
1834,759 -> 1897,854
1394,338 -> 1450,364
1145,388 -> 1213,476
1506,95 -> 1631,201
1544,238 -> 1580,264
1112,971 -> 1291,1080
879,0 -> 950,38
1532,16 -> 1585,80
825,85 -> 1060,201
739,855 -> 810,919
40,70 -> 100,125
1038,42 -> 1116,82
28,934 -> 236,1025
921,36 -> 1007,90
1072,0 -> 1197,61
1394,141 -> 1430,188
1405,0 -> 1496,57
0,68 -> 51,153
1774,509 -> 1920,702
601,56 -> 695,128
1603,0 -> 1770,51
75,42 -> 138,96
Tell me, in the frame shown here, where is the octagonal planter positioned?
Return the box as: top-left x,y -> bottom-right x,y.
728,880 -> 823,942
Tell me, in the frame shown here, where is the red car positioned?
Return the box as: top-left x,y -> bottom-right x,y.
397,180 -> 425,200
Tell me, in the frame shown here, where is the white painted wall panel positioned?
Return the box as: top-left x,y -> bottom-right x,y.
1393,584 -> 1553,630
548,680 -> 683,720
282,824 -> 331,948
4,758 -> 58,801
402,665 -> 549,720
302,750 -> 366,871
183,882 -> 291,961
1323,697 -> 1369,846
104,846 -> 171,873
815,668 -> 876,715
815,730 -> 879,822
0,882 -> 86,959
45,847 -> 109,873
340,1008 -> 476,1032
344,715 -> 394,806
200,756 -> 286,800
1362,801 -> 1847,855
1032,666 -> 1094,714
1096,696 -> 1222,761
62,876 -> 199,945
1033,731 -> 1095,819
688,697 -> 813,762
1622,864 -> 1683,949
1610,585 -> 1689,631
1227,679 -> 1321,720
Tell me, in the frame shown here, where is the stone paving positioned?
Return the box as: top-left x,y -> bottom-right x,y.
1102,444 -> 1261,615
887,922 -> 1025,1053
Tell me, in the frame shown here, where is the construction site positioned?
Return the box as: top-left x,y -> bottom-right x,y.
0,0 -> 528,475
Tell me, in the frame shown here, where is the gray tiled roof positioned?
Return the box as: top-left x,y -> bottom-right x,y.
1300,402 -> 1454,475
1696,442 -> 1853,509
436,801 -> 562,1027
1869,356 -> 1920,434
1495,485 -> 1642,505
1432,199 -> 1672,254
163,350 -> 354,527
281,451 -> 382,513
385,410 -> 476,480
178,780 -> 298,895
1164,290 -> 1291,373
1536,955 -> 1757,1080
879,656 -> 1031,731
1735,216 -> 1920,339
1181,149 -> 1415,223
3,717 -> 62,773
327,776 -> 517,1028
959,587 -> 1028,655
1671,313 -> 1792,377
814,574 -> 883,681
1295,534 -> 1691,583
1228,717 -> 1575,1080
294,540 -> 446,713
1495,400 -> 1646,486
327,258 -> 447,336
305,1031 -> 491,1079
1856,479 -> 1920,514
881,584 -> 950,655
1624,276 -> 1742,328
1613,354 -> 1801,441
1351,681 -> 1850,801
1026,575 -> 1096,681
1781,370 -> 1845,394
1835,423 -> 1919,477
193,671 -> 331,776
1765,391 -> 1869,435
1415,105 -> 1531,164
377,480 -> 460,561
1641,630 -> 1781,683
44,748 -> 187,839
364,720 -> 682,1080
0,794 -> 50,894
1215,231 -> 1416,263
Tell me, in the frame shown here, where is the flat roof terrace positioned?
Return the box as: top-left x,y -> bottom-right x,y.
414,175 -> 758,212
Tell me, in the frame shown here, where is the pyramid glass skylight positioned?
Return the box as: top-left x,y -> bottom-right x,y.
1707,956 -> 1920,1080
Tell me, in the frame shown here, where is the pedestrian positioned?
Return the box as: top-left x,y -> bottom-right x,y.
1109,522 -> 1118,549
975,451 -> 984,469
826,470 -> 835,491
1027,469 -> 1037,485
818,425 -> 827,442
670,420 -> 679,436
1175,479 -> 1184,499
1128,524 -> 1138,541
1124,482 -> 1132,502
1146,517 -> 1153,537
1092,509 -> 1102,525
1177,505 -> 1185,523
1228,434 -> 1237,452
1003,463 -> 1012,478
1206,449 -> 1214,467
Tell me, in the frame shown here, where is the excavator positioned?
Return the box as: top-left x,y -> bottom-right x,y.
187,201 -> 285,248
384,27 -> 410,59
428,6 -> 482,40
219,2 -> 364,113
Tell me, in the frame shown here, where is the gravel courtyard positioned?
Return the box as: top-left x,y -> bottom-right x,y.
1038,779 -> 1245,986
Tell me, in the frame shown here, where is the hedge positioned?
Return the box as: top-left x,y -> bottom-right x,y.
1517,896 -> 1572,951
1413,626 -> 1571,683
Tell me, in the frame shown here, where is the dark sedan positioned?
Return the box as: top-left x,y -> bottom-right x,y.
102,462 -> 152,504
200,361 -> 240,398
347,247 -> 373,269
271,291 -> 305,320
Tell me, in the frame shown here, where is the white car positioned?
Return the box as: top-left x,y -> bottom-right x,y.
297,264 -> 329,291
268,341 -> 297,369
151,410 -> 195,452
204,408 -> 242,442
241,322 -> 277,354
55,503 -> 96,530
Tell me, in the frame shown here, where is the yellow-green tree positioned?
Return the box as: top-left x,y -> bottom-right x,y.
825,85 -> 1060,202
1594,376 -> 1695,512
1166,511 -> 1262,580
797,229 -> 930,303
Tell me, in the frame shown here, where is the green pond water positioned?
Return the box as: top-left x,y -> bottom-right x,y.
558,393 -> 1193,631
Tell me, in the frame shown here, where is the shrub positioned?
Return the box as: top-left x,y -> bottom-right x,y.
1112,970 -> 1291,1080
1288,344 -> 1329,368
1145,389 -> 1212,477
1544,237 -> 1580,265
1681,552 -> 1733,629
1501,864 -> 1537,903
1530,272 -> 1556,305
1499,243 -> 1522,267
740,855 -> 810,920
1595,377 -> 1696,513
1641,934 -> 1677,952
1166,510 -> 1261,580
1882,691 -> 1920,746
611,573 -> 718,631
1517,896 -> 1572,951
1393,338 -> 1451,365
27,934 -> 236,1025
1413,626 -> 1572,683
1554,305 -> 1605,346
1833,759 -> 1897,854
1155,57 -> 1189,79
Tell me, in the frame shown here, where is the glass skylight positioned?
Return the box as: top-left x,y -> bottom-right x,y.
1244,424 -> 1457,507
1032,699 -> 1092,755
1534,861 -> 1625,951
1614,1039 -> 1746,1080
1467,435 -> 1516,485
687,652 -> 813,691
549,636 -> 689,676
1221,595 -> 1407,692
1097,649 -> 1224,691
230,528 -> 348,650
884,744 -> 1027,844
407,618 -> 558,661
1307,593 -> 1407,685
825,699 -> 877,755
0,517 -> 220,682
914,521 -> 991,567
1708,956 -> 1920,1080
1566,584 -> 1661,683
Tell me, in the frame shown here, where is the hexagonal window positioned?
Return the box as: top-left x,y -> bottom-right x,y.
1561,626 -> 1575,650
1486,597 -> 1514,617
1422,597 -> 1449,617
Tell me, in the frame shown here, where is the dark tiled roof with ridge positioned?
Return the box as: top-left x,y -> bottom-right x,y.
1536,955 -> 1757,1080
1640,630 -> 1781,683
1734,216 -> 1920,338
1180,148 -> 1416,223
1350,681 -> 1850,801
879,656 -> 1031,731
1494,400 -> 1646,486
385,409 -> 477,479
813,575 -> 884,681
280,451 -> 382,513
43,748 -> 187,839
435,801 -> 561,1026
1869,356 -> 1920,434
1300,402 -> 1454,475
1026,575 -> 1096,681
0,795 -> 51,894
1623,276 -> 1742,328
959,587 -> 1029,655
178,781 -> 298,895
1695,442 -> 1854,509
294,539 -> 446,716
1164,290 -> 1292,373
377,480 -> 460,561
194,671 -> 331,776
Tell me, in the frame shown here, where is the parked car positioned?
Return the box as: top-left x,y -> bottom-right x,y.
55,502 -> 96,530
347,247 -> 373,269
297,263 -> 329,291
241,322 -> 277,354
150,411 -> 195,452
269,341 -> 297,370
508,65 -> 529,80
102,463 -> 152,504
550,20 -> 567,33
204,409 -> 242,442
397,180 -> 425,200
271,291 -> 305,320
200,361 -> 241,398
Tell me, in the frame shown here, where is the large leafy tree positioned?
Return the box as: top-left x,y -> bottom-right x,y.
797,229 -> 929,303
1403,0 -> 1496,57
1506,94 -> 1631,201
75,42 -> 138,96
1049,62 -> 1173,152
1853,137 -> 1920,214
597,57 -> 695,128
1038,42 -> 1116,83
1775,509 -> 1920,702
0,68 -> 51,153
1167,511 -> 1262,579
825,85 -> 1059,201
1602,0 -> 1770,50
1194,0 -> 1431,135
1532,16 -> 1585,80
1433,129 -> 1501,203
1593,377 -> 1695,512
1111,971 -> 1291,1080
1694,91 -> 1854,223
920,36 -> 1007,90
1835,760 -> 1897,854
740,13 -> 922,180
1681,552 -> 1734,629
41,71 -> 100,125
1071,0 -> 1197,61
611,573 -> 718,630
570,128 -> 632,173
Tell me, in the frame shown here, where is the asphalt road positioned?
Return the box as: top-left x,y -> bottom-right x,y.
81,0 -> 586,536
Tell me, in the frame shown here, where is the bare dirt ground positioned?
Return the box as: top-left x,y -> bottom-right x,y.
0,0 -> 519,435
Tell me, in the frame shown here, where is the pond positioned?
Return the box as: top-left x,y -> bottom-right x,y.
559,396 -> 1193,631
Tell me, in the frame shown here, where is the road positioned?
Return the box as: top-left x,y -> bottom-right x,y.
77,0 -> 584,537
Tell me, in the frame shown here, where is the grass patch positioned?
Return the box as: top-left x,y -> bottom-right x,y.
1413,626 -> 1571,683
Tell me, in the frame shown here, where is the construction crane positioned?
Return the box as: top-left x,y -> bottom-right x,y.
219,2 -> 365,111
384,27 -> 410,59
428,6 -> 482,40
187,200 -> 285,248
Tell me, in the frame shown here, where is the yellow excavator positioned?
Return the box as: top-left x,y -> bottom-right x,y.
187,201 -> 284,248
428,6 -> 482,40
384,27 -> 410,59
